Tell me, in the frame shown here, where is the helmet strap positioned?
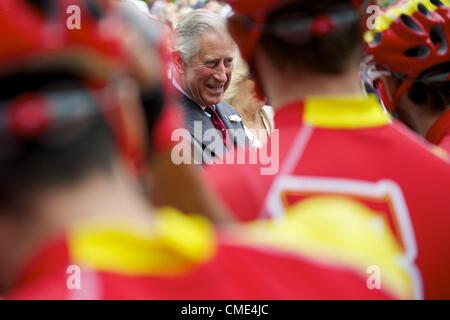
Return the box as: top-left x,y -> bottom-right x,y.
376,78 -> 396,111
393,79 -> 414,102
426,108 -> 450,145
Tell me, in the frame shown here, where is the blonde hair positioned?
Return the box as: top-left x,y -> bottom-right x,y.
223,51 -> 249,104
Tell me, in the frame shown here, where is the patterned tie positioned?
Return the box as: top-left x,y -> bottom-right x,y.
204,105 -> 228,144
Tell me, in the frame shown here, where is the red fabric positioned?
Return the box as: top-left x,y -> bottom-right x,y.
152,105 -> 184,153
7,236 -> 70,300
204,100 -> 450,299
7,236 -> 392,300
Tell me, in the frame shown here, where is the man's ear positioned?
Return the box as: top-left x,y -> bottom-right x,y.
172,51 -> 185,75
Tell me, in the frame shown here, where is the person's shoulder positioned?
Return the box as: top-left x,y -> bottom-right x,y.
217,100 -> 233,108
217,100 -> 240,115
213,196 -> 405,299
388,121 -> 450,167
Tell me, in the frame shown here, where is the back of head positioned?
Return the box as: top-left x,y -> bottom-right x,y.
0,0 -> 164,215
226,0 -> 370,75
260,0 -> 363,75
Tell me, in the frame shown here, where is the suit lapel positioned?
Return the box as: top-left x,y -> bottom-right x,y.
215,102 -> 249,148
179,94 -> 226,158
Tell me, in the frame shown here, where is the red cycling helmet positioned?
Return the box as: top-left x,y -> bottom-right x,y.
226,0 -> 373,97
228,0 -> 368,18
0,0 -> 161,173
0,0 -> 129,78
365,0 -> 450,111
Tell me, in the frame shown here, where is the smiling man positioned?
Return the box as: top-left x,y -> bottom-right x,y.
172,9 -> 248,164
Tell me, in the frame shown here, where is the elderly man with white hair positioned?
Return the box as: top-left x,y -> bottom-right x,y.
171,9 -> 248,164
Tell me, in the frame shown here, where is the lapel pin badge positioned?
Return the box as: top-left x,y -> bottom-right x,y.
228,114 -> 242,123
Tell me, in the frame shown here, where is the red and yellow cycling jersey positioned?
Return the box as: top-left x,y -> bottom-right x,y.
7,204 -> 400,300
205,95 -> 450,299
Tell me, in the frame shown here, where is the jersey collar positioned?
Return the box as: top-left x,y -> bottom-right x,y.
14,208 -> 216,291
275,95 -> 391,129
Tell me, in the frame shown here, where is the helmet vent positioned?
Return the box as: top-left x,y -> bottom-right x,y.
417,3 -> 432,18
373,32 -> 383,46
430,24 -> 448,54
404,45 -> 430,58
400,14 -> 423,34
430,0 -> 444,7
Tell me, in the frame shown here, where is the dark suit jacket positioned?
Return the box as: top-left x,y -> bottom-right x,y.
177,92 -> 249,164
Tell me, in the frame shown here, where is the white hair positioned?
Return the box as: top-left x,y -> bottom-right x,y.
173,9 -> 227,64
119,0 -> 151,16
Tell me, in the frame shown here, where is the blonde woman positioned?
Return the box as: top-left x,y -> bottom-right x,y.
224,52 -> 273,148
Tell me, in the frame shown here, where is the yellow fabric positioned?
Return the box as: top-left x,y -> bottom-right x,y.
304,95 -> 391,129
67,198 -> 414,298
235,196 -> 414,299
364,0 -> 450,43
68,207 -> 216,276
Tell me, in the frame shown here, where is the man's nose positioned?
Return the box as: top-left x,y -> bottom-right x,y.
213,62 -> 228,83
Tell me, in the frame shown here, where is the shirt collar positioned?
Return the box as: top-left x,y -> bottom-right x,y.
275,95 -> 391,129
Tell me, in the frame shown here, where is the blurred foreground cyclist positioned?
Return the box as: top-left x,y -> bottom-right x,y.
204,0 -> 450,299
365,0 -> 450,153
116,0 -> 234,224
0,0 -> 404,299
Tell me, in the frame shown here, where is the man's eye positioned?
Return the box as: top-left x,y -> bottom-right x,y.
205,61 -> 218,68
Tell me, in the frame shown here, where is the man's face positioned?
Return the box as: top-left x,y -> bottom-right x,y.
183,31 -> 235,107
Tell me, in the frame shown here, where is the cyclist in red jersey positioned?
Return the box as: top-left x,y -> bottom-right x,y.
364,0 -> 450,153
204,0 -> 450,299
